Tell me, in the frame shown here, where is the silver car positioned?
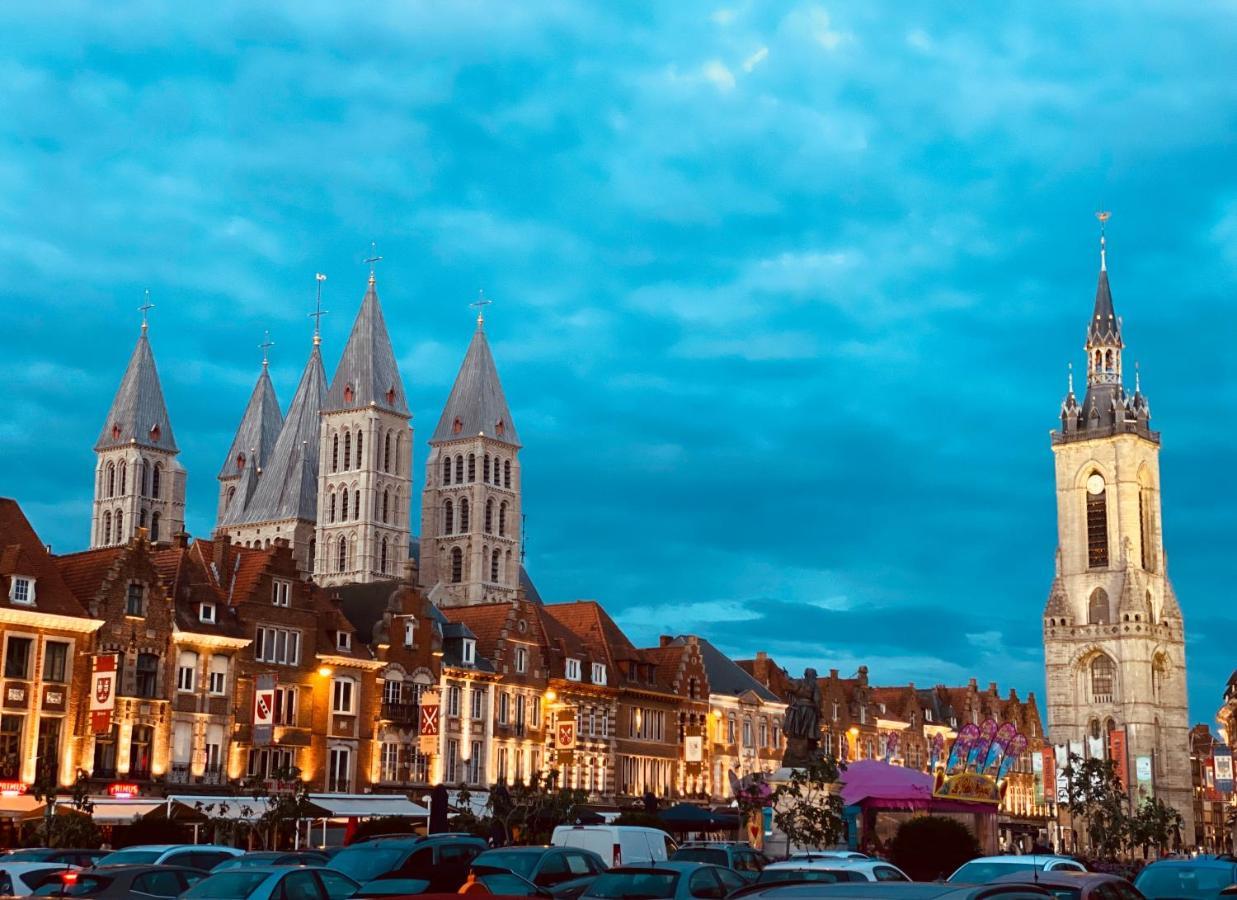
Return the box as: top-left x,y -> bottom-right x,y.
182,865 -> 359,900
583,862 -> 747,900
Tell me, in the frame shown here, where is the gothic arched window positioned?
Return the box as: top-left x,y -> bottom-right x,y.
394,434 -> 401,475
460,499 -> 470,532
150,512 -> 160,542
140,459 -> 148,496
119,461 -> 127,495
384,432 -> 392,473
455,455 -> 464,483
443,500 -> 454,535
485,500 -> 493,533
337,537 -> 347,573
329,491 -> 337,523
382,490 -> 390,524
343,431 -> 352,470
468,454 -> 476,482
331,434 -> 339,473
1138,469 -> 1156,573
341,488 -> 349,521
491,548 -> 500,582
356,430 -> 363,469
106,463 -> 116,498
115,510 -> 124,542
442,456 -> 451,486
451,547 -> 463,583
381,537 -> 389,574
1087,588 -> 1109,625
1090,655 -> 1115,703
484,456 -> 491,483
152,464 -> 162,499
103,512 -> 112,545
499,502 -> 507,537
1085,472 -> 1108,568
504,460 -> 511,488
353,488 -> 360,520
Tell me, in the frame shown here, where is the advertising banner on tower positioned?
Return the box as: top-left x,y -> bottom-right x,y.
1214,745 -> 1234,796
1109,728 -> 1128,788
1032,750 -> 1045,805
419,690 -> 440,756
1135,755 -> 1154,798
1041,745 -> 1055,807
90,654 -> 117,734
253,674 -> 275,746
1055,743 -> 1070,804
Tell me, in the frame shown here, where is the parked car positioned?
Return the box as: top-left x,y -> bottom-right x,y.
327,834 -> 486,895
2,849 -> 106,868
581,862 -> 746,900
1134,857 -> 1237,900
726,868 -> 868,899
471,847 -> 607,889
671,843 -> 770,881
0,863 -> 74,897
763,859 -> 911,883
949,857 -> 1087,884
213,852 -> 331,871
990,870 -> 1146,900
184,865 -> 359,900
29,864 -> 208,899
786,853 -> 870,862
94,845 -> 245,871
551,826 -> 677,868
725,883 -> 1055,900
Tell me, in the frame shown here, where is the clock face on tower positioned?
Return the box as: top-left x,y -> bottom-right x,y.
1086,473 -> 1105,495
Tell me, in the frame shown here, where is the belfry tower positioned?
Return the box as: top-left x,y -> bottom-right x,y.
1043,216 -> 1192,837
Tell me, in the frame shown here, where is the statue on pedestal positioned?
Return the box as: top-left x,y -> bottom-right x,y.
781,667 -> 822,768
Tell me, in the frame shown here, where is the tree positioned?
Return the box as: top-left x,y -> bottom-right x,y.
1129,798 -> 1183,859
28,767 -> 99,849
486,772 -> 588,845
889,816 -> 980,881
769,755 -> 846,851
1062,754 -> 1129,858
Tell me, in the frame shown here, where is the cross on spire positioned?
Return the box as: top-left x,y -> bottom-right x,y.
1096,210 -> 1111,272
259,330 -> 275,368
365,241 -> 383,283
310,273 -> 328,346
139,290 -> 155,334
470,289 -> 492,328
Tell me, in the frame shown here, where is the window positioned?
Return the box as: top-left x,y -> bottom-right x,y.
336,629 -> 353,652
462,639 -> 476,665
136,653 -> 159,698
208,656 -> 228,695
403,618 -> 416,648
484,456 -> 491,482
515,647 -> 528,674
103,512 -> 112,545
530,695 -> 540,727
592,663 -> 606,685
1091,655 -> 1116,703
380,537 -> 389,574
504,460 -> 511,488
43,641 -> 68,683
491,549 -> 500,582
485,500 -> 493,533
356,430 -> 363,468
92,725 -> 117,778
274,686 -> 297,726
0,637 -> 36,686
126,583 -> 144,617
8,577 -> 34,606
451,547 -> 463,584
442,456 -> 451,485
445,739 -> 459,783
254,627 -> 301,665
471,687 -> 485,719
468,740 -> 482,783
1086,473 -> 1109,568
341,488 -> 349,521
336,537 -> 347,574
384,433 -> 392,473
499,502 -> 507,536
333,677 -> 356,714
443,500 -> 454,535
353,490 -> 359,519
115,509 -> 124,541
177,651 -> 198,692
382,490 -> 390,524
460,498 -> 470,531
1088,588 -> 1110,625
248,746 -> 296,780
106,462 -> 115,497
468,454 -> 476,482
205,724 -> 223,773
200,602 -> 216,624
566,658 -> 581,681
499,692 -> 510,724
272,580 -> 292,607
2,717 -> 27,780
743,718 -> 752,747
343,432 -> 352,470
498,747 -> 509,781
130,725 -> 153,777
448,685 -> 462,717
150,511 -> 160,542
152,464 -> 162,498
760,719 -> 769,747
328,746 -> 352,792
331,434 -> 339,472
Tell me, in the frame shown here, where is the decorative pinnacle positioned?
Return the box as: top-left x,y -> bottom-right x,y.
139,290 -> 155,334
259,330 -> 275,368
1096,210 -> 1111,272
365,241 -> 383,284
1067,361 -> 1074,395
310,273 -> 328,346
470,289 -> 492,328
1135,360 -> 1141,394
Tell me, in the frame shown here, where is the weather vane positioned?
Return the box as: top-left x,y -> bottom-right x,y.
470,289 -> 493,327
259,330 -> 275,367
365,241 -> 383,281
1096,210 -> 1111,272
139,290 -> 155,333
310,273 -> 328,345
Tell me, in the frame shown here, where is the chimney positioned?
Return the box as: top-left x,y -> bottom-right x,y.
173,530 -> 189,550
830,668 -> 839,679
660,635 -> 673,648
756,651 -> 768,661
988,682 -> 998,694
968,678 -> 978,690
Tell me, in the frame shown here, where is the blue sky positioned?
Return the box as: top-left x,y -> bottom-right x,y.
1,2 -> 1234,720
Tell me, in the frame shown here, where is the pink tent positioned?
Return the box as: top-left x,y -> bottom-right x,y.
840,760 -> 991,814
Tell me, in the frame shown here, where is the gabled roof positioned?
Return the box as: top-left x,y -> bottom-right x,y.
671,637 -> 777,703
545,601 -> 643,673
0,499 -> 93,618
431,323 -> 519,447
231,346 -> 327,525
218,366 -> 283,479
56,546 -> 126,605
442,601 -> 518,662
533,604 -> 593,680
95,331 -> 178,453
324,278 -> 408,416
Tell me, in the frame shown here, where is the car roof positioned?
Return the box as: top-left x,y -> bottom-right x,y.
206,865 -> 330,875
607,862 -> 714,874
990,872 -> 1117,887
78,864 -> 201,874
478,846 -> 555,854
0,863 -> 73,872
737,884 -> 1048,899
960,856 -> 1076,865
1140,858 -> 1237,869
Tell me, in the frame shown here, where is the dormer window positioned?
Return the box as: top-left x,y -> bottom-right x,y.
272,580 -> 291,608
337,631 -> 352,652
236,453 -> 247,470
592,663 -> 606,685
496,419 -> 505,436
462,638 -> 476,665
8,577 -> 34,606
343,384 -> 355,404
199,602 -> 216,624
386,386 -> 396,405
150,424 -> 161,441
111,424 -> 122,440
566,658 -> 581,682
452,417 -> 463,435
515,647 -> 527,674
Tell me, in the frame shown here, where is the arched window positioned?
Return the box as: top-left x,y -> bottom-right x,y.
103,512 -> 112,545
442,456 -> 451,485
343,431 -> 352,470
356,431 -> 363,469
150,512 -> 160,542
309,538 -> 316,569
1087,588 -> 1109,625
485,500 -> 493,533
119,461 -> 127,495
504,460 -> 511,488
505,549 -> 512,583
384,433 -> 392,473
353,488 -> 360,520
491,549 -> 500,582
382,490 -> 390,524
115,510 -> 124,541
380,538 -> 389,574
337,537 -> 347,573
484,456 -> 491,483
443,500 -> 454,535
468,454 -> 476,482
152,464 -> 162,499
1085,472 -> 1108,568
460,499 -> 470,532
106,463 -> 116,498
1139,470 -> 1156,572
499,502 -> 507,537
455,455 -> 464,483
341,488 -> 349,521
1090,655 -> 1115,703
139,508 -> 147,529
451,547 -> 463,583
331,434 -> 339,473
329,491 -> 337,523
226,486 -> 235,508
394,434 -> 401,475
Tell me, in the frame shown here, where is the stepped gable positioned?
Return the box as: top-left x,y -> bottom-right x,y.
675,637 -> 774,701
1,498 -> 92,618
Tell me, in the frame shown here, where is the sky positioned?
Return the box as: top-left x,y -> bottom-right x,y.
1,2 -> 1234,721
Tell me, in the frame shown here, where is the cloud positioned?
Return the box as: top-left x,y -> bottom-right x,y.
743,47 -> 769,72
701,60 -> 737,92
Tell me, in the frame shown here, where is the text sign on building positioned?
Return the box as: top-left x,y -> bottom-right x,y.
41,685 -> 66,713
419,690 -> 440,756
90,654 -> 118,734
2,683 -> 28,710
253,674 -> 275,746
1215,745 -> 1234,796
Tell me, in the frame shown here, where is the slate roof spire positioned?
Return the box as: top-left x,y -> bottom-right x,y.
95,315 -> 177,453
431,315 -> 519,446
218,363 -> 283,480
324,275 -> 408,415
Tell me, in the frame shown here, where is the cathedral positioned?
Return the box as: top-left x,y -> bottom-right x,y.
1043,224 -> 1193,837
90,269 -> 521,606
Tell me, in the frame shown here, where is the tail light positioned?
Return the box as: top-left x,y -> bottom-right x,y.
63,872 -> 79,885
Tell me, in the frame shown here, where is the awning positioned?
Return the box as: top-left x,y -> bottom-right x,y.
161,795 -> 331,821
22,799 -> 162,824
307,794 -> 429,818
0,795 -> 43,819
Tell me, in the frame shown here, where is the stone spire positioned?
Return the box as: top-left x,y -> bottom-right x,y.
431,319 -> 520,447
95,330 -> 177,454
215,363 -> 283,526
323,277 -> 408,415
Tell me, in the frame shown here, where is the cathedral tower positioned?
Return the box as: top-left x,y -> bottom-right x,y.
1044,220 -> 1192,836
215,347 -> 283,527
420,309 -> 521,607
91,310 -> 185,547
313,273 -> 411,586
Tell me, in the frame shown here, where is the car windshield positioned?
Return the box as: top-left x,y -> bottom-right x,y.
673,850 -> 728,866
587,871 -> 679,900
184,871 -> 272,899
98,849 -> 164,866
6,850 -> 56,862
215,857 -> 276,870
951,862 -> 1041,883
329,846 -> 411,883
758,870 -> 843,885
32,876 -> 110,897
475,851 -> 541,879
1135,866 -> 1236,899
351,877 -> 431,895
1040,889 -> 1082,900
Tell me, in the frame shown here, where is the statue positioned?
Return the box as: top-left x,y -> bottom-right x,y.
782,668 -> 823,767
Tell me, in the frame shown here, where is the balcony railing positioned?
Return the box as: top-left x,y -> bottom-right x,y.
167,764 -> 192,784
380,701 -> 418,725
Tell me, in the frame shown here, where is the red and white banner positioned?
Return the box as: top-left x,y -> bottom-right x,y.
557,720 -> 577,751
90,655 -> 118,734
254,687 -> 275,726
419,690 -> 440,755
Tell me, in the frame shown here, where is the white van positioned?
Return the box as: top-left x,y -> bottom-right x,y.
551,825 -> 677,867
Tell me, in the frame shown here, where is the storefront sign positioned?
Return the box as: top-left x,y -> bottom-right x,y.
0,781 -> 26,797
108,783 -> 140,799
2,682 -> 28,710
1215,746 -> 1234,795
90,654 -> 118,734
1109,728 -> 1128,788
419,690 -> 440,755
40,685 -> 66,713
933,771 -> 1000,804
253,674 -> 275,746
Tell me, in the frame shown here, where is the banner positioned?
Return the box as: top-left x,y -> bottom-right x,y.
1215,745 -> 1234,796
1108,728 -> 1128,788
684,726 -> 703,776
1032,751 -> 1045,805
1135,755 -> 1154,798
90,654 -> 118,734
1055,743 -> 1071,804
419,690 -> 440,755
557,719 -> 576,765
253,674 -> 275,746
1041,745 -> 1055,807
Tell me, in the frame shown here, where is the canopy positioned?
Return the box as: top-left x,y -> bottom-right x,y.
307,793 -> 429,818
840,760 -> 995,814
161,795 -> 331,821
22,799 -> 163,824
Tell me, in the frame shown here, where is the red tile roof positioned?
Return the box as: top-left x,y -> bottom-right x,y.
0,498 -> 93,618
442,602 -> 516,660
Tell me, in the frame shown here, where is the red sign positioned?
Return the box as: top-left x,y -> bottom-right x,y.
558,720 -> 576,750
90,655 -> 118,734
1109,729 -> 1128,788
419,691 -> 440,756
254,688 -> 275,727
108,783 -> 140,799
0,781 -> 26,797
420,703 -> 439,736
